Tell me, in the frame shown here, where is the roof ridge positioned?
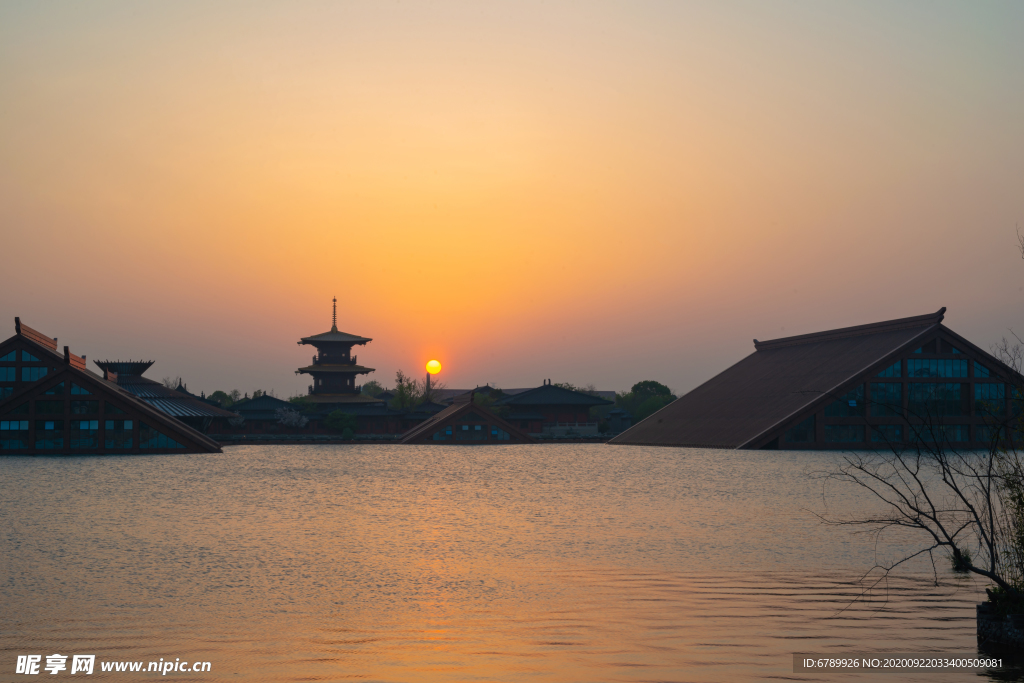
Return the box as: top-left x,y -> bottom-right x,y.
753,308 -> 945,351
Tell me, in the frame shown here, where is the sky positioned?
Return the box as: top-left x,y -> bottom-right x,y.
1,1 -> 1022,397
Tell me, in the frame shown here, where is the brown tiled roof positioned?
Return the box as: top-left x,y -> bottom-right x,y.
14,318 -> 58,351
609,309 -> 947,449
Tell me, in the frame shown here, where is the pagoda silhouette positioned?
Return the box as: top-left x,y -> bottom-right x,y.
296,298 -> 382,405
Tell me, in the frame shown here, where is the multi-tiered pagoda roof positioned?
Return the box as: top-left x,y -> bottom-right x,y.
296,298 -> 383,405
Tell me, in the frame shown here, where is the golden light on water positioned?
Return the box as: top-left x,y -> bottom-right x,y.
426,360 -> 442,375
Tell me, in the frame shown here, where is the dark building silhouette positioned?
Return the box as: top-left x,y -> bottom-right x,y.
605,409 -> 633,434
0,318 -> 220,455
610,308 -> 1021,450
296,297 -> 383,408
92,360 -> 236,433
493,380 -> 613,436
401,392 -> 535,444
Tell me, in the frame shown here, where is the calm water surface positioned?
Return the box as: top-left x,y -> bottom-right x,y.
0,445 -> 1010,681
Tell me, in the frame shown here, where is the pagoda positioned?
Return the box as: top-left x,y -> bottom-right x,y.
296,298 -> 382,404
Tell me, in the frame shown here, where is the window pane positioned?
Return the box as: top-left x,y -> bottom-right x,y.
0,367 -> 15,382
975,362 -> 991,378
43,382 -> 65,395
824,425 -> 864,443
71,420 -> 99,450
870,424 -> 903,443
71,383 -> 92,395
910,424 -> 969,443
71,400 -> 99,415
0,351 -> 15,361
825,386 -> 864,417
139,422 -> 184,449
907,359 -> 968,378
908,383 -> 964,417
784,415 -> 815,443
35,400 -> 64,414
21,351 -> 39,362
870,383 -> 902,417
0,419 -> 29,449
975,383 -> 1005,417
35,419 -> 63,449
105,419 -> 133,449
21,366 -> 48,382
877,362 -> 901,378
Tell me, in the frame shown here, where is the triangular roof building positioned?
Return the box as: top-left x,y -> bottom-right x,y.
400,392 -> 536,444
0,318 -> 221,454
610,308 -> 1021,449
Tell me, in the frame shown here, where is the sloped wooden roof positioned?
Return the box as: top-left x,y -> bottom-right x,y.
400,393 -> 536,444
493,384 -> 613,407
295,364 -> 375,375
609,308 -> 948,449
298,329 -> 372,345
300,393 -> 385,404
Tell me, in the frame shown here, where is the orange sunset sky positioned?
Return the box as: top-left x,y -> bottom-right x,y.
1,2 -> 1022,397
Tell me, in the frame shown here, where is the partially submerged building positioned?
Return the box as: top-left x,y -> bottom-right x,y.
610,308 -> 1020,450
92,360 -> 236,433
0,319 -> 221,455
493,380 -> 613,436
400,392 -> 535,444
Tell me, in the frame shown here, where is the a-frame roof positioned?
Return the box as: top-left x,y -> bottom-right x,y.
400,393 -> 536,444
609,308 -> 957,449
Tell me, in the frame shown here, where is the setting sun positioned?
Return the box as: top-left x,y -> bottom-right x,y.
426,360 -> 442,375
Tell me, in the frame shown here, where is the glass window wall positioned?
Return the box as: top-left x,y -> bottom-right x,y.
824,425 -> 864,442
870,383 -> 902,417
35,420 -> 63,449
105,420 -> 133,449
784,415 -> 815,443
139,422 -> 184,449
0,420 -> 29,449
877,362 -> 901,378
825,386 -> 864,417
71,420 -> 99,449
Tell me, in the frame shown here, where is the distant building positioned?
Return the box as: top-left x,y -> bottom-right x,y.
92,360 -> 236,433
0,318 -> 220,455
605,409 -> 633,434
610,308 -> 1022,449
493,380 -> 613,436
295,298 -> 385,408
401,392 -> 535,444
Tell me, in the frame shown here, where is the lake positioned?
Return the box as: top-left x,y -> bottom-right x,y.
0,444 -> 1006,681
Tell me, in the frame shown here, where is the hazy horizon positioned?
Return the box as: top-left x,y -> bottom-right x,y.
2,1 -> 1022,397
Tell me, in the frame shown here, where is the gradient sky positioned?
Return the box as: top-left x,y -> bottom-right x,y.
1,1 -> 1022,397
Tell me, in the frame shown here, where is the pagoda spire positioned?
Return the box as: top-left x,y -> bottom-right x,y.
331,296 -> 337,332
